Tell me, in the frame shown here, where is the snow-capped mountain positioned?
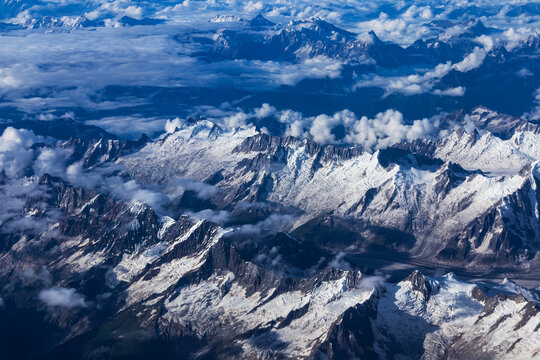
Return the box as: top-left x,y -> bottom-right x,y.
19,15 -> 100,30
0,106 -> 538,359
118,111 -> 540,273
1,2 -> 540,358
203,16 -> 407,66
0,171 -> 538,359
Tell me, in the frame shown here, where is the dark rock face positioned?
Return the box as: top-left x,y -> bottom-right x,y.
64,133 -> 150,169
405,270 -> 433,300
1,104 -> 539,359
233,133 -> 364,163
0,172 -> 376,359
315,300 -> 380,360
0,163 -> 538,359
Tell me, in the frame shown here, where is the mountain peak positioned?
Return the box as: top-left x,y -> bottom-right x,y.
368,30 -> 382,43
249,14 -> 274,28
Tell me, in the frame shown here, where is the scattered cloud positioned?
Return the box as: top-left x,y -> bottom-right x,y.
0,127 -> 39,178
187,209 -> 231,226
344,109 -> 439,150
39,287 -> 87,308
87,116 -> 167,139
165,118 -> 182,133
231,214 -> 294,237
354,61 -> 454,96
524,87 -> 540,121
453,47 -> 487,72
166,177 -> 219,200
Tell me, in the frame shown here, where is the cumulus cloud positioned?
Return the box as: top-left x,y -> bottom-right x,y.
309,110 -> 356,144
0,178 -> 44,224
33,147 -> 72,177
65,161 -> 169,213
517,68 -> 533,77
244,1 -> 264,13
224,112 -> 249,128
0,176 -> 64,235
1,0 -> 538,138
0,127 -> 38,177
453,47 -> 487,72
19,267 -> 53,286
38,287 -> 87,308
354,11 -> 431,45
0,24 -> 346,117
476,35 -> 494,52
66,160 -> 221,217
85,0 -> 143,21
344,109 -> 439,150
255,103 -> 277,119
247,105 -> 466,151
111,179 -> 168,211
356,40 -> 492,95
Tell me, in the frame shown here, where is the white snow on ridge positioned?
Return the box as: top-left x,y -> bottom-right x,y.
120,122 -> 259,184
433,130 -> 539,175
163,271 -> 376,358
210,15 -> 243,23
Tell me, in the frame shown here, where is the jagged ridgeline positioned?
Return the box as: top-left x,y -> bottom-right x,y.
1,105 -> 539,359
1,1 -> 540,359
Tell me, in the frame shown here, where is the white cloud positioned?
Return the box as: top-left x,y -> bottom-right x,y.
38,287 -> 87,308
87,116 -> 167,139
244,1 -> 263,13
0,127 -> 38,178
344,109 -> 438,150
167,177 -> 219,200
309,110 -> 355,144
272,56 -> 343,85
502,27 -> 532,51
355,61 -> 453,96
279,109 -> 306,138
354,11 -> 430,45
453,47 -> 487,72
85,0 -> 143,21
33,147 -> 72,177
224,112 -> 248,128
524,87 -> 540,121
476,35 -> 494,52
255,103 -> 277,118
165,117 -> 183,133
232,213 -> 294,237
517,68 -> 533,77
274,107 -> 453,151
187,209 -> 231,226
433,86 -> 466,96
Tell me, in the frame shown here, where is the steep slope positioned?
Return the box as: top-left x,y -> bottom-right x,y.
120,113 -> 540,272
